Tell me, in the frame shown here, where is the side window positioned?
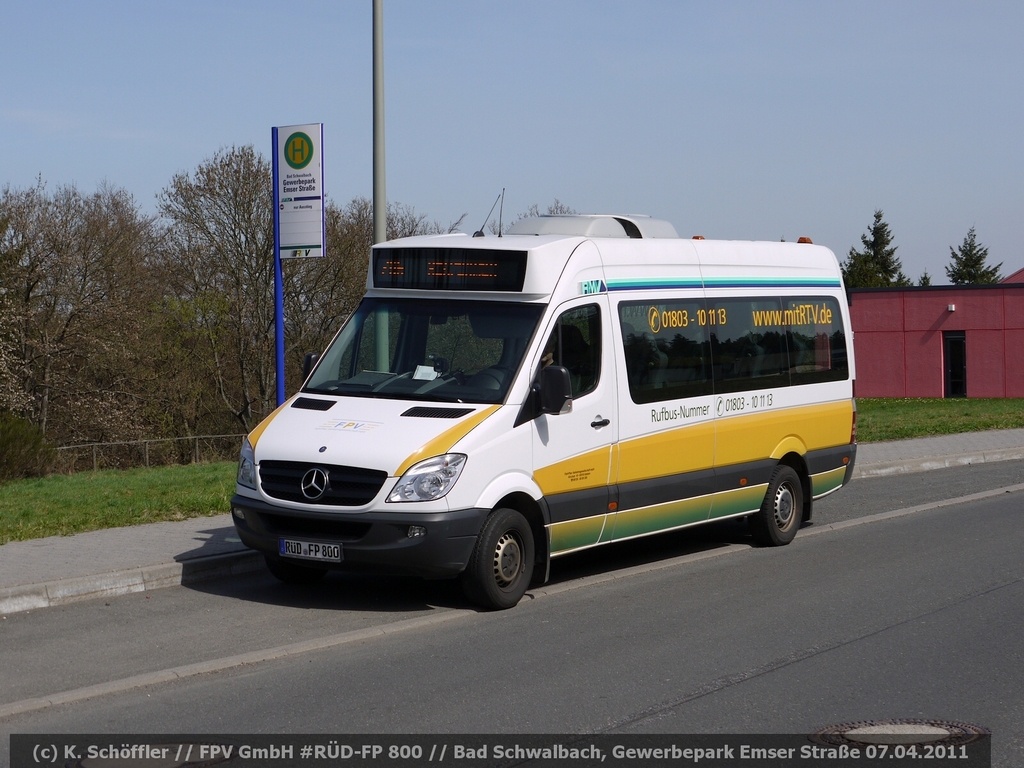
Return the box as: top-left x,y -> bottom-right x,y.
618,300 -> 712,404
543,305 -> 601,398
618,295 -> 849,403
709,298 -> 791,394
785,296 -> 849,384
709,295 -> 849,393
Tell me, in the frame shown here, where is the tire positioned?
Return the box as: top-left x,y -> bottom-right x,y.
264,553 -> 328,585
461,508 -> 535,610
749,465 -> 803,547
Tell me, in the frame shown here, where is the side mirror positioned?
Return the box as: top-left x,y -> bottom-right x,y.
302,352 -> 320,382
538,365 -> 573,415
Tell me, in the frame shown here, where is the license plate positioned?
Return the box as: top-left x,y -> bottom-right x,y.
278,538 -> 343,562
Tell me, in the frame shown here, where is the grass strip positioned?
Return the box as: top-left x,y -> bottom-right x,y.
856,397 -> 1024,441
0,462 -> 234,544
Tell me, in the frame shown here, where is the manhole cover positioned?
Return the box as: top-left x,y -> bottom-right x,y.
813,719 -> 990,746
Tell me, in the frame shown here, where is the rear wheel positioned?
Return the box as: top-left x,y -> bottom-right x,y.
749,465 -> 803,546
461,508 -> 534,610
264,553 -> 328,584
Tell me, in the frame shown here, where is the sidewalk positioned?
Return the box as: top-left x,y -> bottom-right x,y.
3,429 -> 1023,615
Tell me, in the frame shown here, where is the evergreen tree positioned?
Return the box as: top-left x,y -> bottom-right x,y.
945,227 -> 1001,284
918,271 -> 932,287
842,210 -> 911,288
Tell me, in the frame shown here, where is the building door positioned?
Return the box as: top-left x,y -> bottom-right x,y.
944,331 -> 966,398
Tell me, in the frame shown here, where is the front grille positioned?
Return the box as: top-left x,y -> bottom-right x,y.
260,461 -> 388,506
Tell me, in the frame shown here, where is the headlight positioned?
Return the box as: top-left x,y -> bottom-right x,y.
237,439 -> 257,489
388,454 -> 466,502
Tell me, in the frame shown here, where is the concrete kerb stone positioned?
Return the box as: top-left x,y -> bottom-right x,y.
853,447 -> 1024,478
0,584 -> 50,614
0,551 -> 263,616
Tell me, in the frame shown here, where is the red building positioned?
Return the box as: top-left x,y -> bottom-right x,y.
849,268 -> 1024,398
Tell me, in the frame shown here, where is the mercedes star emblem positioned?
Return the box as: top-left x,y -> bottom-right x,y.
300,467 -> 329,500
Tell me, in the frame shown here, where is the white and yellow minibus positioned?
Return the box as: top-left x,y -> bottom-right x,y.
231,214 -> 857,609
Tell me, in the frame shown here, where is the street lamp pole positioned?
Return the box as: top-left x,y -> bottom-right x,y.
372,0 -> 386,245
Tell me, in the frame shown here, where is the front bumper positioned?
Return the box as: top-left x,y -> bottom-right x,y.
230,495 -> 488,579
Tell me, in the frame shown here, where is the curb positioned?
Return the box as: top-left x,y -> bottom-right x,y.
0,551 -> 262,616
852,448 -> 1024,478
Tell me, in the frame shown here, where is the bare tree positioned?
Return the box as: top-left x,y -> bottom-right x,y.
0,208 -> 30,414
0,181 -> 159,444
156,146 -> 276,432
2,156 -> 482,449
497,199 -> 577,234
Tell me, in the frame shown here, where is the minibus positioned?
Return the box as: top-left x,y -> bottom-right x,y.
231,214 -> 857,609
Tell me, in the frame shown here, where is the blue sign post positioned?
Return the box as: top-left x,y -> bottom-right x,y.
271,123 -> 325,406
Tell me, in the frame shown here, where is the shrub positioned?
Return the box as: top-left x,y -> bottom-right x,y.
0,413 -> 55,483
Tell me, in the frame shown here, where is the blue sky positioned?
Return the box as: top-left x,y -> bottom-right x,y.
4,1 -> 1021,282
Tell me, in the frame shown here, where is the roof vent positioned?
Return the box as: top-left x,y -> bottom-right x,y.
506,214 -> 679,239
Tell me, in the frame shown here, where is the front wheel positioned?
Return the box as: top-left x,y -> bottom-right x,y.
461,508 -> 535,610
749,465 -> 803,546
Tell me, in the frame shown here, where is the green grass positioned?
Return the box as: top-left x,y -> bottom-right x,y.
857,397 -> 1024,442
2,398 -> 1023,544
0,461 -> 235,545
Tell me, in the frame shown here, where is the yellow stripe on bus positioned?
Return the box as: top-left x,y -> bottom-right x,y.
613,401 -> 852,484
247,402 -> 289,450
394,406 -> 500,476
617,420 -> 716,483
534,447 -> 613,495
714,400 -> 852,466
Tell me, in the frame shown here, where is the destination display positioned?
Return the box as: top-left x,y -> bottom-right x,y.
372,248 -> 528,291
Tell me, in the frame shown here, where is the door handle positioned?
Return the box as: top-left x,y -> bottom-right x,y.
591,416 -> 610,429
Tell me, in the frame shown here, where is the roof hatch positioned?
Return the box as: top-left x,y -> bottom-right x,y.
506,214 -> 679,239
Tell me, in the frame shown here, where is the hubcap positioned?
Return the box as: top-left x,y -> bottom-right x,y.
492,531 -> 522,586
774,484 -> 795,529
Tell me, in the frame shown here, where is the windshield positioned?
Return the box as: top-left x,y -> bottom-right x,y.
303,298 -> 544,404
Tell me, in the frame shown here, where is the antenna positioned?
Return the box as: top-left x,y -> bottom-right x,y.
473,193 -> 502,238
497,187 -> 504,237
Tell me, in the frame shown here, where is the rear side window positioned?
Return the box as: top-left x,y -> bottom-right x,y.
618,295 -> 848,404
780,297 -> 849,386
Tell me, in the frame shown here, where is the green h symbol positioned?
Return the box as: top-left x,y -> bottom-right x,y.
285,132 -> 313,169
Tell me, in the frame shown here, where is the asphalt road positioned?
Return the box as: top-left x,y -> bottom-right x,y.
2,461 -> 1021,766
